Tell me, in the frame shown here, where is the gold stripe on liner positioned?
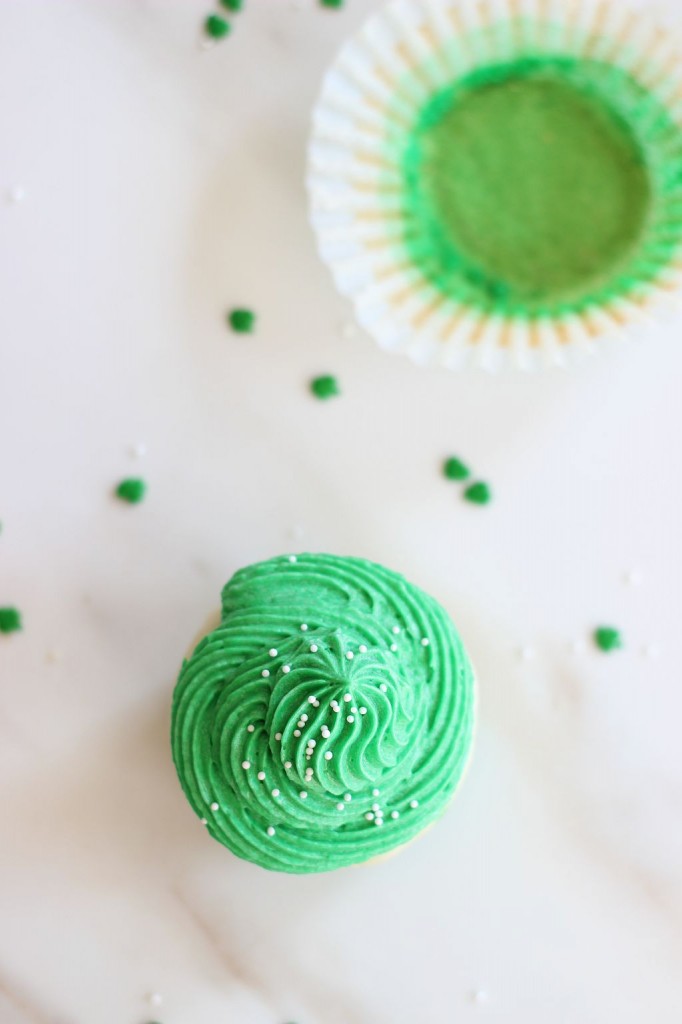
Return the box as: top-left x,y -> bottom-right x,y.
497,319 -> 512,349
440,309 -> 467,343
599,9 -> 637,67
554,319 -> 572,344
353,150 -> 394,171
527,320 -> 541,349
353,118 -> 391,139
448,6 -> 474,54
348,178 -> 402,195
411,293 -> 449,329
642,53 -> 682,96
467,315 -> 489,346
372,259 -> 413,282
629,27 -> 666,83
418,23 -> 439,49
581,0 -> 610,59
362,235 -> 396,252
374,64 -> 398,90
353,209 -> 402,222
577,310 -> 606,339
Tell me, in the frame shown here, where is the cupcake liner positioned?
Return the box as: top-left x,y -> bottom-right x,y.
308,0 -> 682,369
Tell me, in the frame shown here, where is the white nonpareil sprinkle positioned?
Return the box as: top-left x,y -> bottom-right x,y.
344,793 -> 352,802
275,732 -> 282,741
359,707 -> 367,715
410,799 -> 419,809
310,644 -> 318,653
242,761 -> 251,770
365,812 -> 374,821
324,751 -> 333,760
301,713 -> 308,722
392,625 -> 400,634
247,724 -> 255,732
300,623 -> 308,631
300,791 -> 308,799
257,771 -> 266,781
321,726 -> 330,738
347,715 -> 355,723
372,803 -> 380,811
210,802 -> 219,811
200,818 -> 208,825
261,670 -> 270,678
267,826 -> 276,836
308,739 -> 316,747
421,638 -> 430,647
282,665 -> 291,674
294,729 -> 301,737
337,803 -> 345,811
284,761 -> 292,769
380,684 -> 388,692
346,651 -> 354,660
359,644 -> 367,653
308,694 -> 318,703
391,811 -> 399,819
332,705 -> 340,714
269,649 -> 278,657
390,643 -> 398,652
272,789 -> 280,797
343,693 -> 352,702
372,788 -> 380,796
288,555 -> 297,563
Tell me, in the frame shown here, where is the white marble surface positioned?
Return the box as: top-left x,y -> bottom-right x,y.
1,2 -> 682,1022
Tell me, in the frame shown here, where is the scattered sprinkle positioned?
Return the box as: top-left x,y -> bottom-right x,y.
365,812 -> 375,821
359,644 -> 367,653
324,751 -> 333,760
336,802 -> 345,811
372,788 -> 380,796
272,788 -> 280,797
375,818 -> 384,826
346,715 -> 355,723
129,441 -> 147,459
472,990 -> 490,1005
421,638 -> 430,647
343,693 -> 352,702
464,481 -> 492,505
220,0 -> 243,9
300,623 -> 308,631
0,607 -> 22,634
261,669 -> 270,678
443,456 -> 471,481
321,726 -> 330,738
294,729 -> 301,737
257,771 -> 266,781
346,651 -> 354,660
310,374 -> 340,400
518,645 -> 536,662
242,760 -> 251,770
115,478 -> 146,504
308,694 -> 318,704
247,724 -> 255,732
269,649 -> 278,658
392,625 -> 400,635
205,13 -> 231,38
275,732 -> 282,741
594,626 -> 623,653
391,811 -> 400,819
390,643 -> 398,652
210,802 -> 219,811
410,799 -> 419,808
643,642 -> 662,659
267,826 -> 276,836
282,664 -> 291,674
344,793 -> 352,802
309,644 -> 318,653
288,555 -> 297,563
380,683 -> 387,692
300,791 -> 308,799
359,707 -> 367,715
284,761 -> 292,769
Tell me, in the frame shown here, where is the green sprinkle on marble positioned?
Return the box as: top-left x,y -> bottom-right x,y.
464,481 -> 491,506
443,457 -> 470,481
220,0 -> 243,9
320,0 -> 344,7
205,14 -> 230,38
594,626 -> 623,653
0,607 -> 22,634
310,374 -> 340,400
115,478 -> 147,504
228,308 -> 255,333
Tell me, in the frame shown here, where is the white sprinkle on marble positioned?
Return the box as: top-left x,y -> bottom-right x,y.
307,739 -> 316,747
308,694 -> 318,703
242,761 -> 251,770
284,761 -> 292,769
372,788 -> 380,796
288,555 -> 297,563
337,802 -> 345,811
200,818 -> 208,825
375,818 -> 384,827
372,802 -> 380,811
344,793 -> 352,802
294,729 -> 301,737
301,713 -> 308,722
365,812 -> 374,821
380,684 -> 388,693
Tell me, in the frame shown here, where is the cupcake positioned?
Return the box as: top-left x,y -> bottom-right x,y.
171,553 -> 475,873
309,0 -> 682,368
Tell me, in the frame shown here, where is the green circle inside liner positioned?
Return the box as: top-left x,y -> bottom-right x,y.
401,56 -> 682,318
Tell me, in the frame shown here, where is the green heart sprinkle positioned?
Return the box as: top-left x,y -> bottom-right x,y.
464,482 -> 491,505
115,478 -> 147,504
594,627 -> 623,653
0,607 -> 22,634
310,374 -> 340,400
205,14 -> 230,38
443,457 -> 470,482
228,308 -> 255,333
220,0 -> 243,10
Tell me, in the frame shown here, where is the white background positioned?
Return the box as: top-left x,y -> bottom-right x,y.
1,2 -> 681,1023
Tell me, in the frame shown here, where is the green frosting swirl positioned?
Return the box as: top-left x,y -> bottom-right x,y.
171,554 -> 475,873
